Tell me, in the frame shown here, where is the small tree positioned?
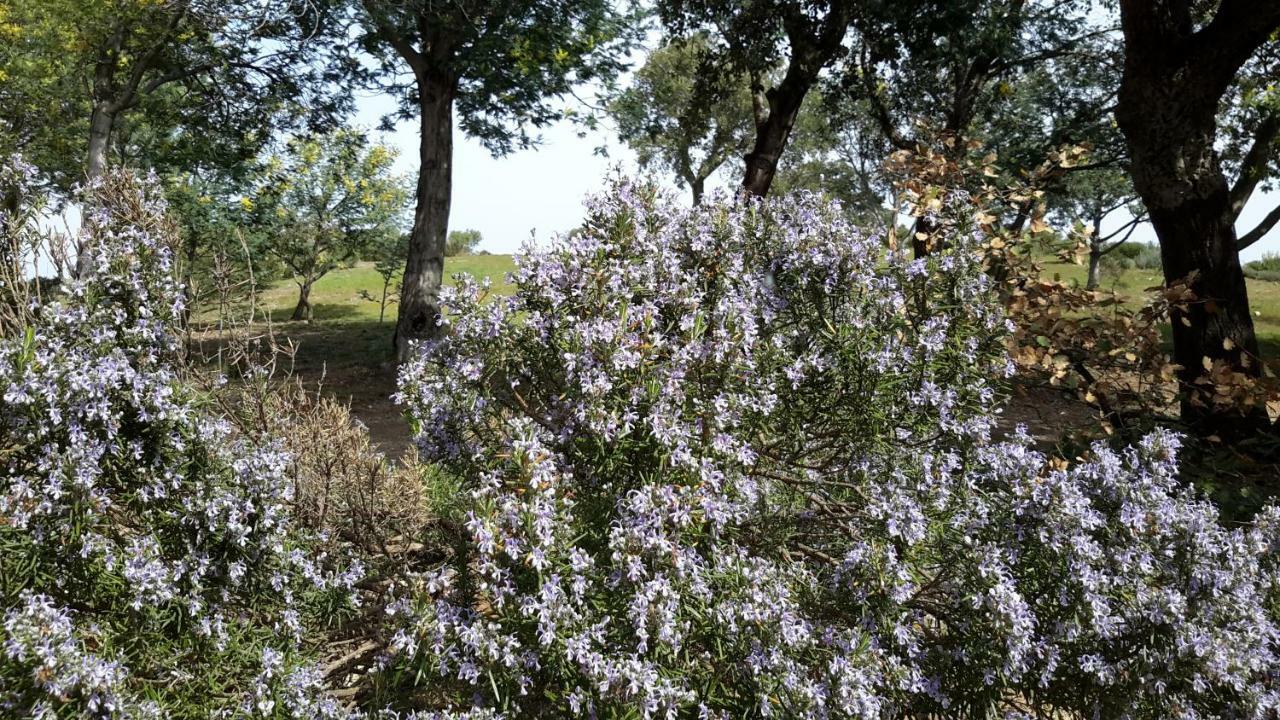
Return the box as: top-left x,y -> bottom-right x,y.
445,228 -> 483,256
361,231 -> 409,322
1050,166 -> 1146,290
252,129 -> 408,322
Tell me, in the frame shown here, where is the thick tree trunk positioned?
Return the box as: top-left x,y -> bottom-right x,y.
741,85 -> 807,197
1117,50 -> 1271,438
292,279 -> 314,322
394,73 -> 454,362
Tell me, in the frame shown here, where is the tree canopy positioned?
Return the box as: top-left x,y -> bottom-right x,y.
0,0 -> 347,194
352,0 -> 637,360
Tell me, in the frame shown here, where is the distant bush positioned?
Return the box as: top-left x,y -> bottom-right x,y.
1108,241 -> 1144,260
390,182 -> 1280,718
1132,242 -> 1162,269
1245,253 -> 1280,282
445,228 -> 482,256
1102,241 -> 1161,270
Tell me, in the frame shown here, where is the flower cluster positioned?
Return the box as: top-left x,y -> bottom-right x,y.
391,181 -> 1279,719
2,593 -> 159,719
0,168 -> 359,717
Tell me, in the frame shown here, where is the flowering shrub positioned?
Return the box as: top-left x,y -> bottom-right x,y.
390,182 -> 1280,718
0,169 -> 359,717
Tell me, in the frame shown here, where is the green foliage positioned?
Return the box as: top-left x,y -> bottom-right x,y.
0,0 -> 86,181
1245,253 -> 1280,282
609,36 -> 753,203
360,231 -> 410,321
355,0 -> 638,155
1133,243 -> 1162,269
163,171 -> 284,310
0,0 -> 348,192
1105,242 -> 1161,269
249,129 -> 409,320
445,228 -> 482,257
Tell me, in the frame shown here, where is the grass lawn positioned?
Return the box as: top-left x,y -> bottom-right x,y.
250,252 -> 1280,361
260,254 -> 517,325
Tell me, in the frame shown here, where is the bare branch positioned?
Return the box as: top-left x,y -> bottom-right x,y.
1237,202 -> 1280,252
1229,112 -> 1280,218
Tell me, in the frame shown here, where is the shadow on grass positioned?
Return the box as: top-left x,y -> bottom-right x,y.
281,319 -> 414,454
264,303 -> 366,324
273,319 -> 394,372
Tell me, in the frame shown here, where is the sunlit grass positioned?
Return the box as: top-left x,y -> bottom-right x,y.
249,251 -> 1280,367
258,255 -> 517,324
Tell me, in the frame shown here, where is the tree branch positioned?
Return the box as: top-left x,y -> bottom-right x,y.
117,3 -> 191,109
1189,0 -> 1280,93
1099,215 -> 1144,252
1229,111 -> 1280,218
858,50 -> 911,151
360,0 -> 426,77
1237,202 -> 1280,251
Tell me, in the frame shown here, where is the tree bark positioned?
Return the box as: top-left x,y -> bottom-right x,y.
1115,0 -> 1280,438
292,278 -> 314,322
394,72 -> 454,362
75,102 -> 117,278
741,78 -> 808,197
1086,246 -> 1103,290
86,103 -> 116,181
740,6 -> 851,197
691,176 -> 705,206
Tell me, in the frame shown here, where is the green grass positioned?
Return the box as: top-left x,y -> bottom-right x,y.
1039,257 -> 1280,361
260,254 -> 517,324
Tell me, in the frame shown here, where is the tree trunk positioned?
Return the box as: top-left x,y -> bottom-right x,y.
741,81 -> 808,197
1117,50 -> 1271,438
691,176 -> 705,207
75,102 -> 117,278
911,216 -> 937,259
1086,215 -> 1104,291
1086,246 -> 1102,290
394,72 -> 454,362
87,103 -> 115,181
292,279 -> 314,322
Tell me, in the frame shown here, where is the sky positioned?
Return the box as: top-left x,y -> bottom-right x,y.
353,93 -> 645,256
352,91 -> 1280,263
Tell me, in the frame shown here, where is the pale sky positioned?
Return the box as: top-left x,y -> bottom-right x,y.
353,93 -> 646,255
352,92 -> 1280,263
